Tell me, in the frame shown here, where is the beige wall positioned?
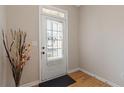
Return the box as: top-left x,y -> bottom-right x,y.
6,5 -> 39,86
0,6 -> 6,86
6,5 -> 79,86
79,6 -> 124,86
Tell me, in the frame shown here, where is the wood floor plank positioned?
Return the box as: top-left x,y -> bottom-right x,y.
68,71 -> 111,87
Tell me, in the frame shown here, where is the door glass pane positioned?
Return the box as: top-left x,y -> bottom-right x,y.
47,48 -> 53,58
53,48 -> 58,57
58,32 -> 63,40
58,49 -> 63,58
53,22 -> 58,31
47,31 -> 52,39
53,32 -> 58,40
46,19 -> 63,61
53,40 -> 58,48
58,40 -> 63,48
42,8 -> 65,18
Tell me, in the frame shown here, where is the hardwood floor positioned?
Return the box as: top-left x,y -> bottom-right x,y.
68,71 -> 111,87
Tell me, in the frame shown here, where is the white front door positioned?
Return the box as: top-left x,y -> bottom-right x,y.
40,14 -> 67,81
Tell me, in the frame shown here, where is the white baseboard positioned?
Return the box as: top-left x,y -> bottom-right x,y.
20,80 -> 40,87
68,68 -> 80,73
20,68 -> 120,87
79,68 -> 120,87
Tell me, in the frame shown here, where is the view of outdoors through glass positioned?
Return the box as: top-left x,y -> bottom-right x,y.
47,19 -> 63,60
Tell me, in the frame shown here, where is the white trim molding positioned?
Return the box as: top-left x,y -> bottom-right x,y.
68,68 -> 80,73
20,80 -> 40,87
79,68 -> 120,87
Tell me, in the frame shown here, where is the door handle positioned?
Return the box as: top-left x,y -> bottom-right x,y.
42,51 -> 45,54
42,46 -> 45,49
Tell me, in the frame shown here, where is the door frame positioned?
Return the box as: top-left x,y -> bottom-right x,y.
39,6 -> 68,82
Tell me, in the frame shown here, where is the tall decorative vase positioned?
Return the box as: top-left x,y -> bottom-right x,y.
2,29 -> 31,87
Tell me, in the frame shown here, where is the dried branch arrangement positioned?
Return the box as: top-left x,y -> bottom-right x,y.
2,29 -> 31,87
